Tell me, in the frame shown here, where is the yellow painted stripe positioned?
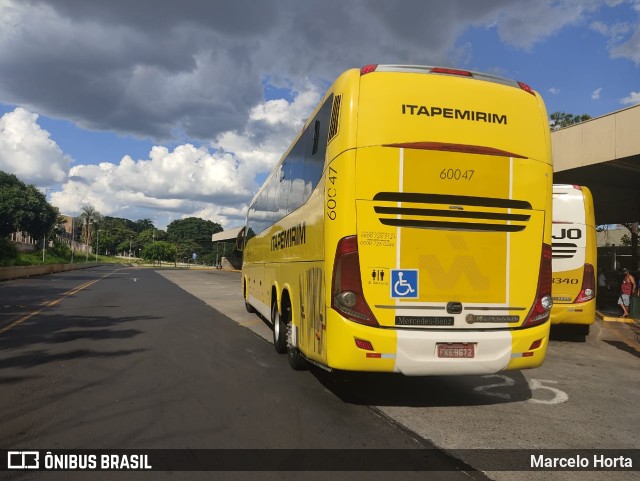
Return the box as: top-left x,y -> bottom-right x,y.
0,268 -> 122,335
601,317 -> 635,324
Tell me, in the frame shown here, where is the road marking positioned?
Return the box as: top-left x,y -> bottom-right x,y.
0,268 -> 123,336
601,317 -> 634,324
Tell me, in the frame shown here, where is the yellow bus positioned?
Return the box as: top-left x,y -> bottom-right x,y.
238,64 -> 553,375
550,184 -> 597,336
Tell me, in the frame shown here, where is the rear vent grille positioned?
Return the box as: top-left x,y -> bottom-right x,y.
327,95 -> 342,143
373,192 -> 532,233
552,243 -> 577,259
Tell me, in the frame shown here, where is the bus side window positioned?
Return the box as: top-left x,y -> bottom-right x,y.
312,120 -> 320,155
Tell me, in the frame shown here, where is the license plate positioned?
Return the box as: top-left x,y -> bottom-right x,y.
437,343 -> 475,358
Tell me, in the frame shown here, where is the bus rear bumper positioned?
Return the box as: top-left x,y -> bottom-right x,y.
550,300 -> 596,325
325,310 -> 549,375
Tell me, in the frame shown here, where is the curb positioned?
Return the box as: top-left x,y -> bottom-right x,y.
0,263 -> 102,282
596,310 -> 636,323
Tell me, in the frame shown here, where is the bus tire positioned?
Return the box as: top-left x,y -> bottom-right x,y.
245,300 -> 255,313
272,301 -> 287,354
244,281 -> 255,313
575,324 -> 590,338
287,322 -> 308,371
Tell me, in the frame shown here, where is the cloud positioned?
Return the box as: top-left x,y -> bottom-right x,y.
590,7 -> 640,65
491,0 -> 602,50
592,87 -> 603,99
548,87 -> 561,95
50,83 -> 321,229
50,145 -> 254,228
620,91 -> 640,105
609,26 -> 640,64
3,0 -> 636,229
0,0 -> 615,143
0,107 -> 72,185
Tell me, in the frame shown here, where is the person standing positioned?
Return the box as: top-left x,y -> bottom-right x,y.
597,270 -> 607,309
617,268 -> 636,318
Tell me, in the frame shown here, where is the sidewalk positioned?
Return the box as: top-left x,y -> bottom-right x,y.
596,299 -> 640,322
596,306 -> 636,322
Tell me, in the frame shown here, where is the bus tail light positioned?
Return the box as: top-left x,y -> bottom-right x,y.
574,263 -> 595,303
431,67 -> 472,77
518,81 -> 536,96
360,64 -> 378,75
523,244 -> 553,327
332,236 -> 379,327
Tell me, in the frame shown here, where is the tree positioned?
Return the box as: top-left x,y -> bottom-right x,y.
135,218 -> 154,232
0,171 -> 57,239
137,228 -> 167,246
176,240 -> 202,263
620,222 -> 639,270
167,217 -> 222,256
550,111 -> 591,131
77,204 -> 102,247
142,241 -> 175,265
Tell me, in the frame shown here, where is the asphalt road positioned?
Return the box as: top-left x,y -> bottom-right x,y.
0,265 -> 486,481
157,267 -> 640,481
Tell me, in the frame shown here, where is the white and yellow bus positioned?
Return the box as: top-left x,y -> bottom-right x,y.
550,184 -> 597,336
238,65 -> 553,375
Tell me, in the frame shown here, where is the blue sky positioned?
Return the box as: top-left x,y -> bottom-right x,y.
0,0 -> 638,230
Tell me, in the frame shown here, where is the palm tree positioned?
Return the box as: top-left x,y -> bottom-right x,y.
77,205 -> 102,257
135,218 -> 154,232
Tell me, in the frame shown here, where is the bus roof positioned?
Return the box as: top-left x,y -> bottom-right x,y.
363,64 -> 533,93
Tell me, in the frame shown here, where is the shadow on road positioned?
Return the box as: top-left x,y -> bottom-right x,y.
311,368 -> 533,407
549,324 -> 589,342
0,312 -> 155,371
603,340 -> 640,359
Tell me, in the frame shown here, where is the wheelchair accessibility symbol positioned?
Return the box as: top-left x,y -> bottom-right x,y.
391,269 -> 418,298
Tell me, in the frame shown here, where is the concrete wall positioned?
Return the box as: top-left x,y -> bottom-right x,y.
552,104 -> 640,172
0,263 -> 101,282
13,242 -> 38,253
221,256 -> 242,271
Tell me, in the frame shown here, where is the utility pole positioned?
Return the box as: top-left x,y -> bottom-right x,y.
42,188 -> 52,263
70,213 -> 75,263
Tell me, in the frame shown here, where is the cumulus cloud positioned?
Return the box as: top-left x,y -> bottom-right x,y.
592,87 -> 603,99
2,0 -> 637,229
51,145 -> 253,228
490,0 -> 602,50
0,107 -> 72,185
0,0 -> 616,142
50,84 -> 321,228
590,8 -> 640,65
610,27 -> 640,64
620,91 -> 640,105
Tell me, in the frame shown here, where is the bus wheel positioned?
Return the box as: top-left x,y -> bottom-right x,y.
244,282 -> 255,313
245,299 -> 255,313
287,321 -> 308,371
575,324 -> 590,339
272,301 -> 287,354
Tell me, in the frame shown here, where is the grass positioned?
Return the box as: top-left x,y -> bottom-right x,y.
1,251 -> 135,267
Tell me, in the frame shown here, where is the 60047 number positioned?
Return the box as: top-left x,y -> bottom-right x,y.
440,168 -> 474,181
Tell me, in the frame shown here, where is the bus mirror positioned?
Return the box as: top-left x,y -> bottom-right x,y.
236,227 -> 246,252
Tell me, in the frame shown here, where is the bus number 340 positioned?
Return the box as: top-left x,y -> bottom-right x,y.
440,168 -> 474,181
